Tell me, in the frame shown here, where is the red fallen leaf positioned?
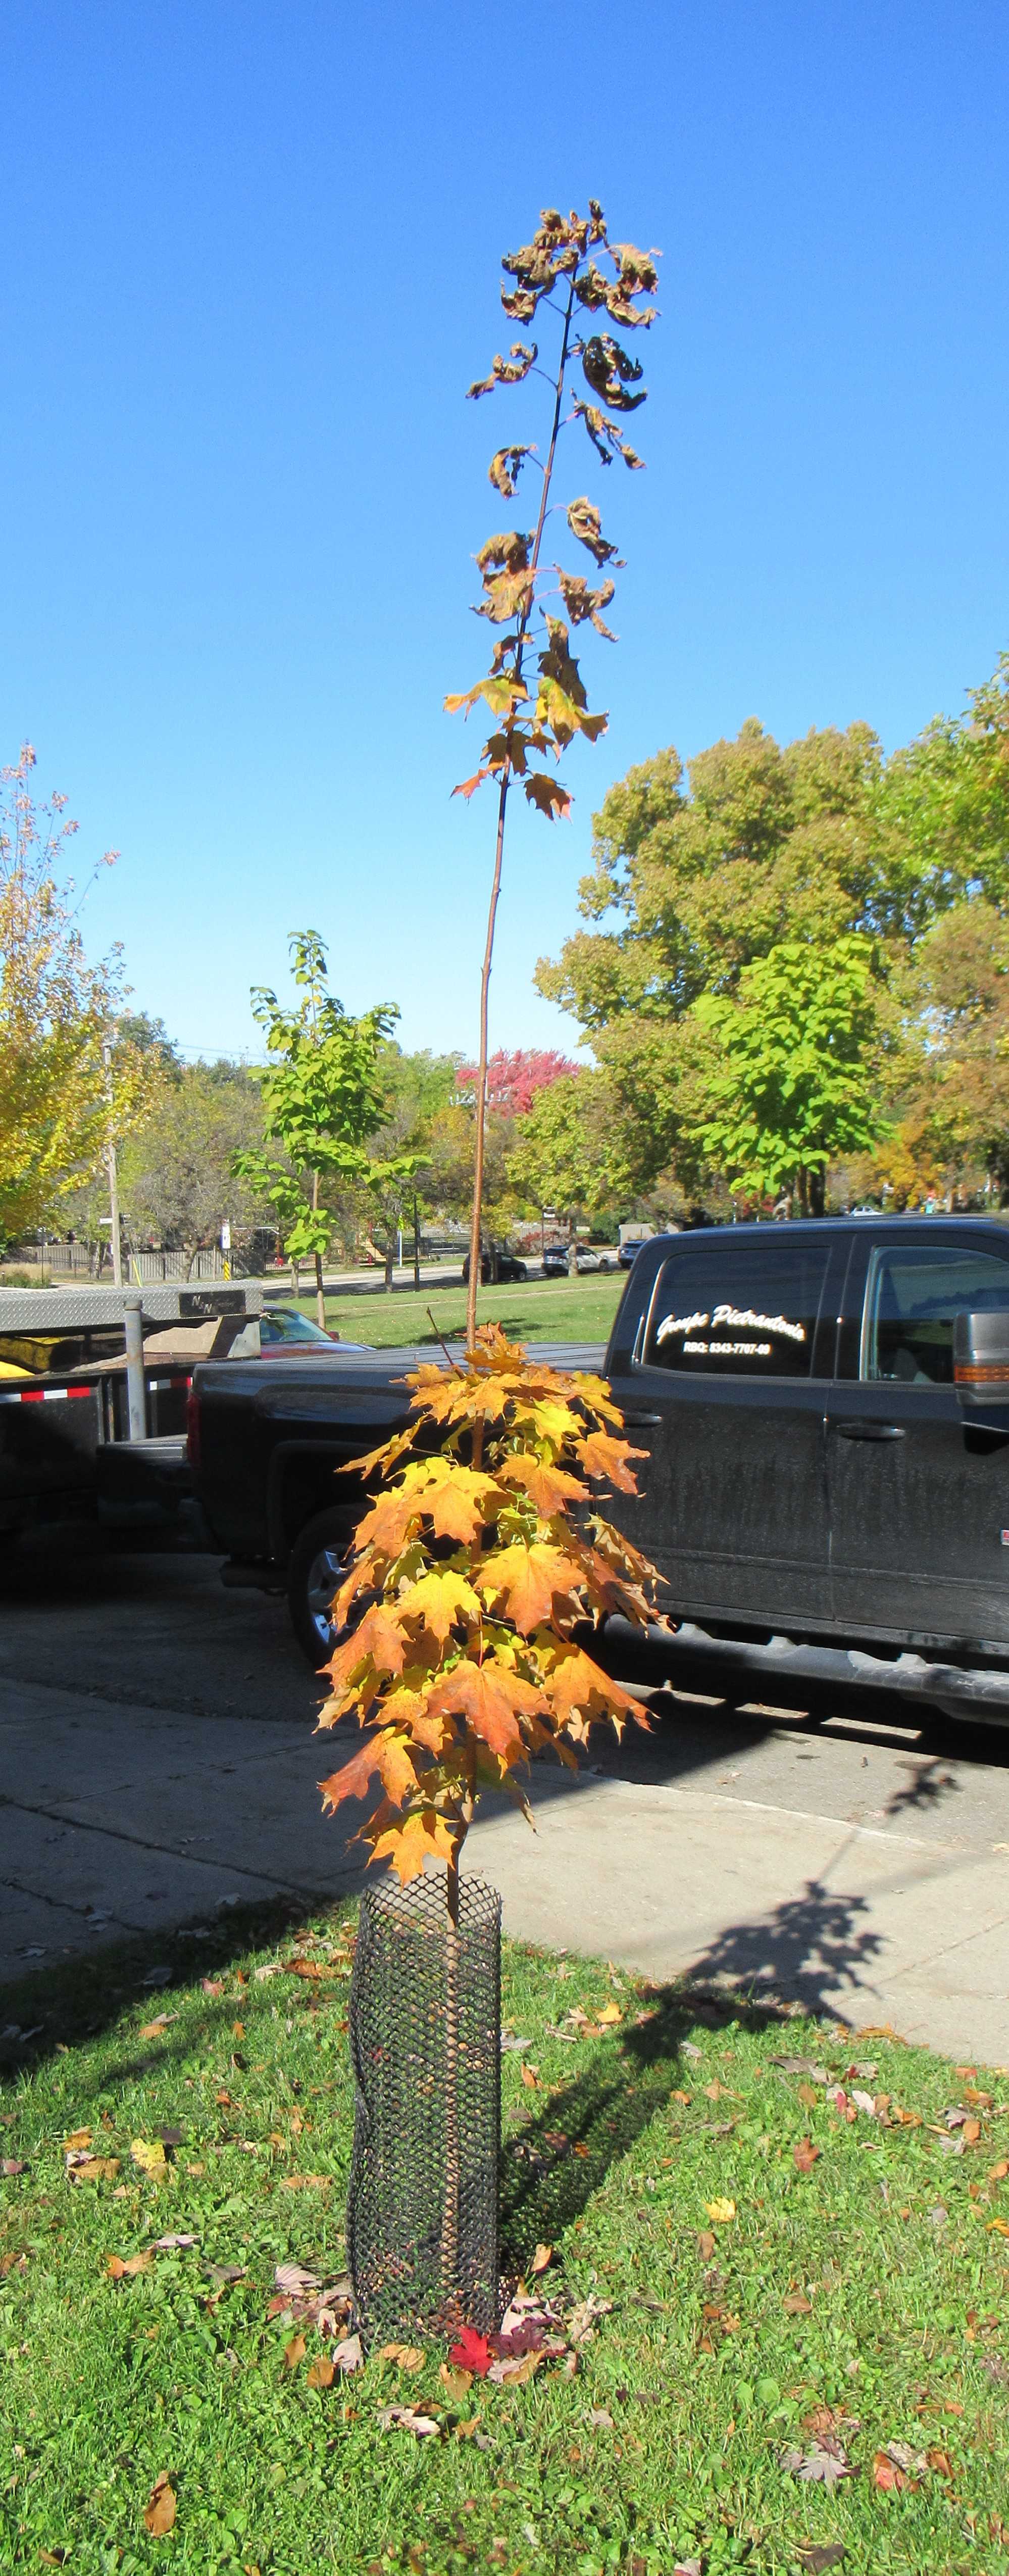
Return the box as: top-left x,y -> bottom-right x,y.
201,1978 -> 225,1997
449,2326 -> 493,2377
0,2158 -> 26,2177
794,2136 -> 821,2174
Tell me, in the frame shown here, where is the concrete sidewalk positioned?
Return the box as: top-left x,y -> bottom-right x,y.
3,1672 -> 1007,2062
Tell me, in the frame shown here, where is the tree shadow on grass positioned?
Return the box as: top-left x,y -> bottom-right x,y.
500,1873 -> 889,2261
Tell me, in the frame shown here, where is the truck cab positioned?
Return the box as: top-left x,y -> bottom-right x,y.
606,1217 -> 1009,1660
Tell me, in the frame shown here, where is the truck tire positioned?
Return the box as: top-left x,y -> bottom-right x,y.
287,1505 -> 359,1669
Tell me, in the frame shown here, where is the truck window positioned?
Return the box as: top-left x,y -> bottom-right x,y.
645,1237 -> 831,1377
862,1244 -> 1009,1385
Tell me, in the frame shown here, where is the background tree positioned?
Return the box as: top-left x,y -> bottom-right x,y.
0,743 -> 154,1247
690,934 -> 886,1215
234,931 -> 416,1323
118,1060 -> 266,1273
445,201 -> 659,1343
508,1065 -> 629,1225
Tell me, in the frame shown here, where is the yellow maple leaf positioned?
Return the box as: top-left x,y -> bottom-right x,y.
131,2138 -> 167,2177
704,2197 -> 736,2224
369,1807 -> 458,1884
396,1569 -> 482,1645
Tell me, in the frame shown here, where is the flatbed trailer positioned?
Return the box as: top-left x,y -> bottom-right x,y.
0,1281 -> 262,1559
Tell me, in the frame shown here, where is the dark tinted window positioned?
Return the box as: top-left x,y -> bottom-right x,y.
862,1244 -> 1009,1385
645,1236 -> 831,1378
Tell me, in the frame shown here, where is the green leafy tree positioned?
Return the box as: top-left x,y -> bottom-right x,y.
118,1061 -> 266,1273
690,935 -> 886,1217
445,201 -> 659,1343
234,931 -> 416,1323
508,1067 -> 628,1221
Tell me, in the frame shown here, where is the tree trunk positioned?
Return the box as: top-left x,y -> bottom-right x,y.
314,1250 -> 326,1331
796,1168 -> 809,1220
440,1844 -> 462,2326
384,1238 -> 395,1292
809,1167 -> 826,1219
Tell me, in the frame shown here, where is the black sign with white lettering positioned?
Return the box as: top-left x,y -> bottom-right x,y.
178,1289 -> 246,1320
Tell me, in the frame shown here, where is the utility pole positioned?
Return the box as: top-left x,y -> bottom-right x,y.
102,1037 -> 123,1288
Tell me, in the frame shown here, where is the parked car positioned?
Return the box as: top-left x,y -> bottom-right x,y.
542,1244 -> 614,1275
461,1246 -> 528,1285
259,1306 -> 371,1355
187,1218 -> 1009,1730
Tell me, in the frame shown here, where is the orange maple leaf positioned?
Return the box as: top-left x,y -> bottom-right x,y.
325,1601 -> 407,1691
575,1429 -> 645,1493
318,1738 -> 384,1815
424,1658 -> 547,1764
420,1464 -> 503,1544
539,1639 -> 644,1737
495,1455 -> 588,1516
475,1542 -> 581,1634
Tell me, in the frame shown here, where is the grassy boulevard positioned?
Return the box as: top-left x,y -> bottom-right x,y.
2,1903 -> 1007,2574
287,1273 -> 623,1350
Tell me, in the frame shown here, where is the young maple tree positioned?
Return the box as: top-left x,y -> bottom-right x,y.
447,202 -> 660,1347
317,1326 -> 658,1897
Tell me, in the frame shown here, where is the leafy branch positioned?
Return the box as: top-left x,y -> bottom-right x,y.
446,203 -> 660,1345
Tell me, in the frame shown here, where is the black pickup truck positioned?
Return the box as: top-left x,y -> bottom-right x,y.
190,1217 -> 1009,1719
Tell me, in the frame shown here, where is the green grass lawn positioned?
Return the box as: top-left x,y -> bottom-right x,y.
287,1272 -> 623,1350
2,1901 -> 1007,2576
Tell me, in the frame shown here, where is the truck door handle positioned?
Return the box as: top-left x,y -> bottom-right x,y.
833,1420 -> 905,1441
622,1413 -> 662,1427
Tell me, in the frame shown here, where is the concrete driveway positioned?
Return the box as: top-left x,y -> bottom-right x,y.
2,1553 -> 1008,2062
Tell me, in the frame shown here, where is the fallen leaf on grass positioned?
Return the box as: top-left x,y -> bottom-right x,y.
783,2290 -> 813,2314
780,2436 -> 851,2486
696,2229 -> 716,2259
872,2443 -> 925,2491
69,2157 -> 121,2184
307,2353 -> 335,2389
150,2233 -> 196,2251
489,2348 -> 542,2384
331,2332 -> 363,2373
440,2362 -> 473,2399
63,2129 -> 92,2153
130,2138 -> 166,2177
530,2241 -> 554,2275
379,2342 -> 425,2372
377,2404 -> 440,2437
143,2473 -> 176,2536
595,2002 -> 622,2026
520,2063 -> 541,2089
450,2326 -> 493,2376
200,1977 -> 225,1997
588,2405 -> 615,2428
280,2173 -> 331,2191
139,2015 -> 178,2039
205,2262 -> 246,2288
798,2549 -> 846,2572
107,2252 -> 153,2279
283,2334 -> 306,2370
704,2198 -> 736,2223
0,2158 -> 26,2177
794,2137 -> 821,2174
988,2157 -> 1009,2181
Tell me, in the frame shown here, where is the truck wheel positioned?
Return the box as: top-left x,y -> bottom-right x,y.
287,1506 -> 359,1669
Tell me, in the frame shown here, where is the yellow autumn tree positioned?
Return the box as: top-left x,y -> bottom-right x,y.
0,744 -> 156,1244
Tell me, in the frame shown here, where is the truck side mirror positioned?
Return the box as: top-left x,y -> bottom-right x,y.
953,1308 -> 1009,1401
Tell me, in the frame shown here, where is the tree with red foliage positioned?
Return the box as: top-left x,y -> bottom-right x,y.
455,1047 -> 577,1121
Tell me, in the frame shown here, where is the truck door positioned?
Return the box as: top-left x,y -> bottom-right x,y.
827,1228 -> 1009,1649
607,1229 -> 840,1627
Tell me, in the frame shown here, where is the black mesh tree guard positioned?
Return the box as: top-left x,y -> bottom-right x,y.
347,1872 -> 502,2345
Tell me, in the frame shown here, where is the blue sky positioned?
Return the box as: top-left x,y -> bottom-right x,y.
4,2 -> 1007,1064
